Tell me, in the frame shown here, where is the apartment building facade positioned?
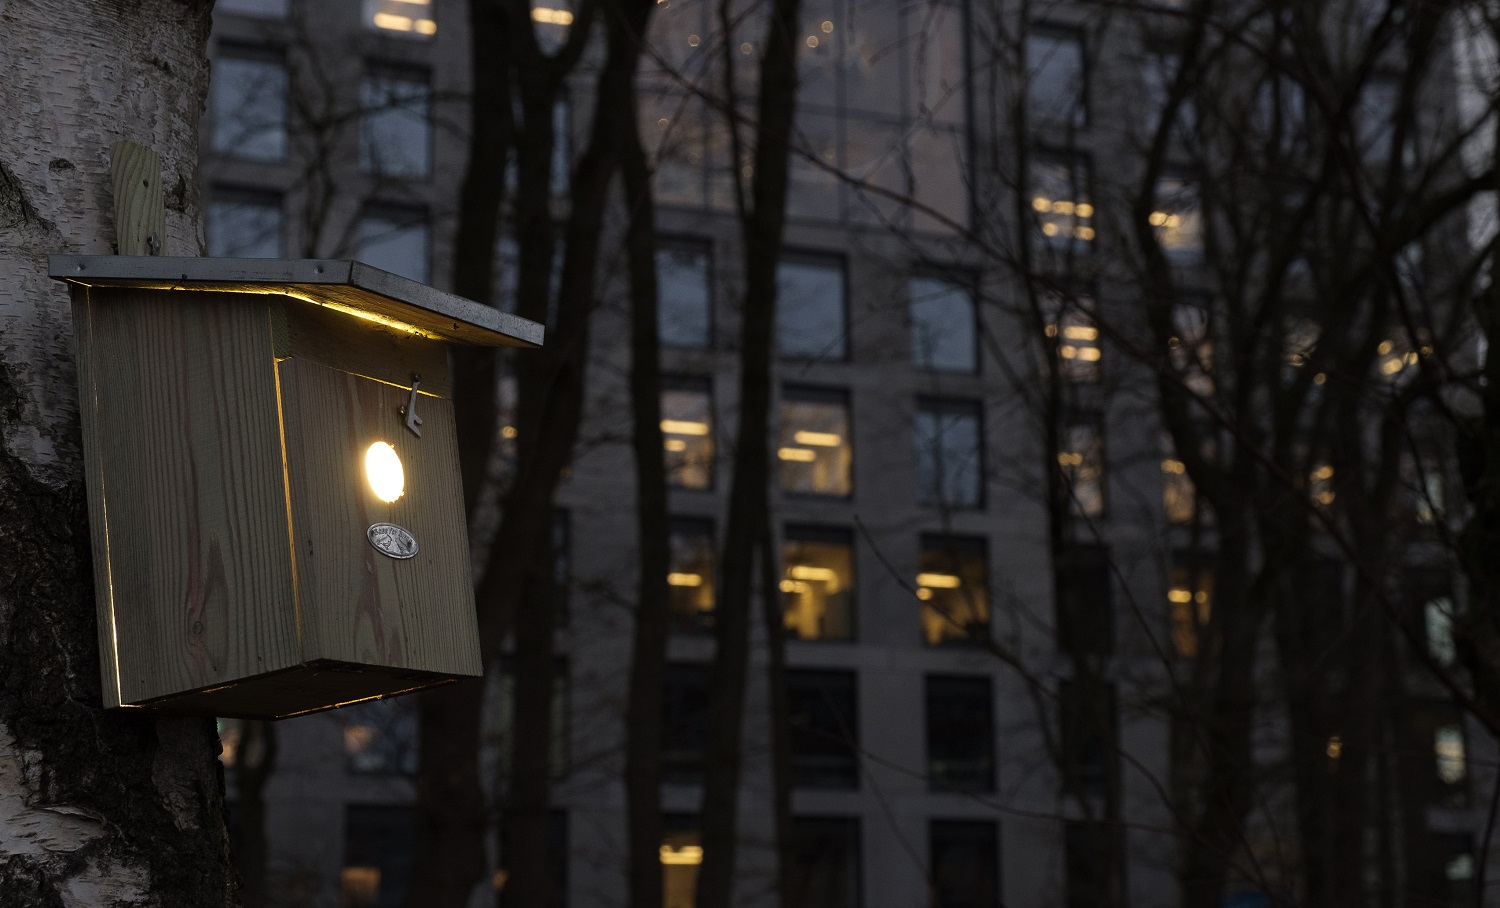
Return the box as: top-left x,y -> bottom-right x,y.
204,0 -> 1491,906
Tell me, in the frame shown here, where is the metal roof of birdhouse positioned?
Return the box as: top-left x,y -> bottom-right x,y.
49,255 -> 543,348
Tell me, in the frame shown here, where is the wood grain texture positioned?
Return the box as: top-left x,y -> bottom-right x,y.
108,142 -> 165,256
277,299 -> 452,398
69,287 -> 124,709
277,358 -> 481,678
87,288 -> 300,704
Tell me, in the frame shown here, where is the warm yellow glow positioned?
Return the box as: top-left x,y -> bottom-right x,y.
780,579 -> 810,593
916,588 -> 933,601
1149,211 -> 1167,227
1403,351 -> 1418,365
531,7 -> 574,24
1032,196 -> 1051,212
1074,226 -> 1096,240
1162,458 -> 1186,475
501,425 -> 518,439
661,419 -> 710,435
1062,325 -> 1097,341
1076,347 -> 1101,361
789,565 -> 839,583
1042,223 -> 1060,237
807,35 -> 820,47
1052,200 -> 1076,215
1316,491 -> 1336,505
1327,736 -> 1342,759
1058,451 -> 1083,466
660,845 -> 703,865
1377,339 -> 1394,355
664,438 -> 687,452
1313,372 -> 1327,385
821,19 -> 833,32
916,572 -> 962,589
778,447 -> 817,462
1044,324 -> 1059,337
1311,465 -> 1334,481
1076,203 -> 1094,218
668,572 -> 703,587
414,18 -> 437,33
793,430 -> 842,447
373,12 -> 414,30
365,442 -> 406,503
1168,588 -> 1193,603
1381,358 -> 1404,375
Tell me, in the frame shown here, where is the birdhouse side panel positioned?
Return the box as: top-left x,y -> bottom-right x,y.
277,358 -> 481,678
273,299 -> 452,398
81,289 -> 302,705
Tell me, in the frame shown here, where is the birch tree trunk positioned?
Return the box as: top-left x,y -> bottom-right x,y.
0,2 -> 235,905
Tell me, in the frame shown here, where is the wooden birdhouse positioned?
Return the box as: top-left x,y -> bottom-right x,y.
50,255 -> 542,720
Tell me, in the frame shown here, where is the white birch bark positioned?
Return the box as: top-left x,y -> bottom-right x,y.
0,2 -> 233,904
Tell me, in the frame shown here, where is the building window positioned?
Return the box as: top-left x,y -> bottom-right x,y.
364,0 -> 436,37
930,820 -> 1000,908
777,255 -> 847,361
782,526 -> 855,641
1059,414 -> 1105,517
661,814 -> 702,908
1408,567 -> 1456,666
1413,701 -> 1468,808
219,0 -> 289,16
340,698 -> 419,775
357,208 -> 429,283
1064,820 -> 1125,908
361,65 -> 431,178
1169,552 -> 1214,659
1162,434 -> 1198,524
1056,544 -> 1113,657
1151,175 -> 1203,262
1059,677 -> 1116,800
918,536 -> 990,646
341,805 -> 414,908
788,817 -> 861,908
490,658 -> 569,779
207,188 -> 282,258
658,240 -> 713,349
668,517 -> 716,633
210,45 -> 287,162
910,275 -> 977,373
788,669 -> 859,789
925,674 -> 994,792
1027,25 -> 1087,128
778,386 -> 852,496
1029,153 -> 1094,251
1042,290 -> 1100,382
662,663 -> 710,784
915,399 -> 983,510
662,378 -> 715,490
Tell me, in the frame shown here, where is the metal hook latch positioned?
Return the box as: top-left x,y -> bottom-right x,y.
399,373 -> 424,438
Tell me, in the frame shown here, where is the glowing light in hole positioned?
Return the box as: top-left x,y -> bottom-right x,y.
366,442 -> 406,503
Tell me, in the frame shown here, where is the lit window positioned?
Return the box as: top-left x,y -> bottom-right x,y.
1415,702 -> 1468,807
782,526 -> 855,641
1168,553 -> 1213,658
668,517 -> 715,633
207,189 -> 282,258
910,275 -> 977,372
778,387 -> 852,496
930,821 -> 1000,908
530,0 -> 574,54
662,664 -> 710,784
918,536 -> 989,646
361,65 -> 431,178
661,816 -> 702,907
662,379 -> 714,490
1409,567 -> 1457,666
364,0 -> 436,37
1437,834 -> 1477,905
788,669 -> 859,788
1151,176 -> 1203,261
1056,544 -> 1112,657
1162,434 -> 1197,525
777,255 -> 847,360
1060,677 -> 1116,800
1059,415 -> 1104,517
489,658 -> 569,779
915,399 -> 983,510
1309,463 -> 1336,508
1027,25 -> 1087,127
341,698 -> 419,774
1030,155 -> 1094,249
211,46 -> 287,161
925,674 -> 994,791
658,241 -> 713,349
357,208 -> 429,283
341,805 -> 414,908
1042,290 -> 1100,382
789,817 -> 861,908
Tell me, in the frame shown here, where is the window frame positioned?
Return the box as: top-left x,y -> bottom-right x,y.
915,397 -> 986,511
782,523 -> 857,643
778,384 -> 854,499
909,270 -> 980,374
776,251 -> 850,362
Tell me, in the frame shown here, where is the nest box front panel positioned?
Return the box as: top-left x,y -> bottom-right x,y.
276,356 -> 480,678
79,288 -> 301,706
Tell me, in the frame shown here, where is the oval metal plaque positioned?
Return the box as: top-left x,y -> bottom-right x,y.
367,522 -> 419,559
